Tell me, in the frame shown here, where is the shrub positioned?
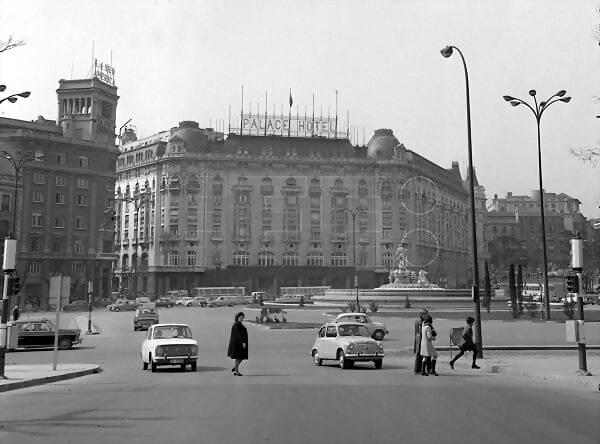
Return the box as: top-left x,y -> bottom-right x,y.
368,301 -> 379,313
299,296 -> 305,307
523,297 -> 538,318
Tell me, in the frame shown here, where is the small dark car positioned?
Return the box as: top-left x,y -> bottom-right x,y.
12,319 -> 82,350
62,300 -> 90,312
155,297 -> 174,308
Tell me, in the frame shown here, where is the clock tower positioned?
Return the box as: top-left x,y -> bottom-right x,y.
56,63 -> 119,146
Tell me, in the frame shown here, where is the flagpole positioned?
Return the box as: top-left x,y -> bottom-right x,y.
249,102 -> 252,135
240,85 -> 244,135
304,105 -> 307,138
320,106 -> 323,137
335,89 -> 338,139
312,93 -> 315,137
264,91 -> 268,136
296,103 -> 299,137
327,106 -> 331,139
288,88 -> 292,137
347,110 -> 350,139
280,104 -> 283,136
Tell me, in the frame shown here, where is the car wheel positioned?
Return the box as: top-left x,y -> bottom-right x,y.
374,359 -> 383,369
58,337 -> 72,350
338,350 -> 350,369
142,360 -> 148,370
190,361 -> 197,372
114,307 -> 120,312
373,330 -> 385,341
312,350 -> 322,366
150,354 -> 157,372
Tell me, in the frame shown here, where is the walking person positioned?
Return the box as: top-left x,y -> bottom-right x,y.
227,312 -> 248,376
413,308 -> 428,374
12,305 -> 19,322
420,315 -> 438,376
449,316 -> 480,370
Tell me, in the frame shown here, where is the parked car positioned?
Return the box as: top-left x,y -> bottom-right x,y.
141,323 -> 198,372
310,321 -> 384,369
12,319 -> 82,350
135,296 -> 151,306
193,296 -> 209,307
208,296 -> 235,308
175,297 -> 199,307
155,297 -> 175,308
62,300 -> 89,312
333,313 -> 389,341
134,305 -> 159,331
110,299 -> 138,312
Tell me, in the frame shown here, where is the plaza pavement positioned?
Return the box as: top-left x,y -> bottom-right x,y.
0,305 -> 598,393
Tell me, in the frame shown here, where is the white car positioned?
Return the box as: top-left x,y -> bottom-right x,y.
175,297 -> 198,307
311,322 -> 384,369
141,323 -> 198,372
334,313 -> 389,340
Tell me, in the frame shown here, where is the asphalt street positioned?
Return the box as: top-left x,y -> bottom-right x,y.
0,307 -> 598,444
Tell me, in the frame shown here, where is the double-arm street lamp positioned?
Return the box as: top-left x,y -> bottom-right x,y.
440,45 -> 483,358
338,206 -> 367,308
0,150 -> 35,378
503,90 -> 571,320
0,85 -> 30,105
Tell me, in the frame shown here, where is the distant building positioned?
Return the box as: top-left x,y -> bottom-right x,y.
488,190 -> 581,215
0,75 -> 119,308
114,126 -> 472,296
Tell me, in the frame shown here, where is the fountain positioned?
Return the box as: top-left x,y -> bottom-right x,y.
313,245 -> 471,307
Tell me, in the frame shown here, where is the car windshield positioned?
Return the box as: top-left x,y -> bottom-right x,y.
153,326 -> 192,339
338,325 -> 370,337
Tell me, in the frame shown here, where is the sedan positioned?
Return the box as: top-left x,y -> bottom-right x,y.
334,312 -> 389,340
141,323 -> 198,372
311,322 -> 384,369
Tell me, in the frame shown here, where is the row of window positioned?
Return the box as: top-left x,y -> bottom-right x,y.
27,261 -> 86,273
33,174 -> 91,188
32,191 -> 90,206
31,213 -> 87,229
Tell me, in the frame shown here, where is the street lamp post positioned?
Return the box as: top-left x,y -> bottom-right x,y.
338,206 -> 366,309
441,45 -> 483,358
503,90 -> 571,320
0,151 -> 34,378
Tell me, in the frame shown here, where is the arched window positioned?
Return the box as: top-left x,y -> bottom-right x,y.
122,254 -> 129,270
307,251 -> 323,267
331,251 -> 348,267
258,250 -> 274,267
382,251 -> 394,268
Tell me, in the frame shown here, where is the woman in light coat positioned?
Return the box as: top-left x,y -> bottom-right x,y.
420,315 -> 438,376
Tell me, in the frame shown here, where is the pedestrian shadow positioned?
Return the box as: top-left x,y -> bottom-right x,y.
8,345 -> 96,353
242,374 -> 290,377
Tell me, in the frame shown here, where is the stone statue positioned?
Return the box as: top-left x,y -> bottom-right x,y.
417,270 -> 430,286
395,245 -> 408,270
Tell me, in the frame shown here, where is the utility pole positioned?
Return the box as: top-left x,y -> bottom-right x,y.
87,281 -> 94,334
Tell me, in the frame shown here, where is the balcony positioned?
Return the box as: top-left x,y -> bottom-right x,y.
232,234 -> 250,243
330,233 -> 349,243
121,238 -> 130,247
309,185 -> 322,195
358,235 -> 370,245
262,209 -> 272,219
211,233 -> 223,242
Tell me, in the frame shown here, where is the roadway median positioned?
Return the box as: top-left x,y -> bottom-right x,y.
0,363 -> 101,393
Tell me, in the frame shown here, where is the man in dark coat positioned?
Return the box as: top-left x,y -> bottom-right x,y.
413,308 -> 428,374
227,312 -> 248,376
12,305 -> 19,322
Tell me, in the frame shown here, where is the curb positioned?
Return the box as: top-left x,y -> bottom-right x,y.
395,345 -> 600,353
0,365 -> 102,394
488,364 -> 600,391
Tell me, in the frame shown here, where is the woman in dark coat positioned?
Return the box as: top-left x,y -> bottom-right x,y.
227,312 -> 248,376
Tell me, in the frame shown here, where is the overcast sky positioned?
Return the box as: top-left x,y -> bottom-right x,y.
1,0 -> 598,217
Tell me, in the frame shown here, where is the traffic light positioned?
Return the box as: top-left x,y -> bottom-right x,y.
565,274 -> 579,294
12,277 -> 20,294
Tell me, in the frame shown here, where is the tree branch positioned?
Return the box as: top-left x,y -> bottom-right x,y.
0,35 -> 25,54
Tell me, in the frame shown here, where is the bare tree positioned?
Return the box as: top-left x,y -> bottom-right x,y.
570,6 -> 600,165
0,35 -> 25,54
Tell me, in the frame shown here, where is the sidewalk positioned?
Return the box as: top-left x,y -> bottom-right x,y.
481,350 -> 600,392
0,363 -> 101,393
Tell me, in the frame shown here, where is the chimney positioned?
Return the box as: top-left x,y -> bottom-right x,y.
122,127 -> 137,144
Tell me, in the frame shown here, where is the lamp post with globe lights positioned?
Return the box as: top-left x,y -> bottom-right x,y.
440,45 -> 483,358
338,206 -> 367,309
0,85 -> 30,105
502,90 -> 571,320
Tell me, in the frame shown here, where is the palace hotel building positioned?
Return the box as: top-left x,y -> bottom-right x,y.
114,120 -> 472,297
